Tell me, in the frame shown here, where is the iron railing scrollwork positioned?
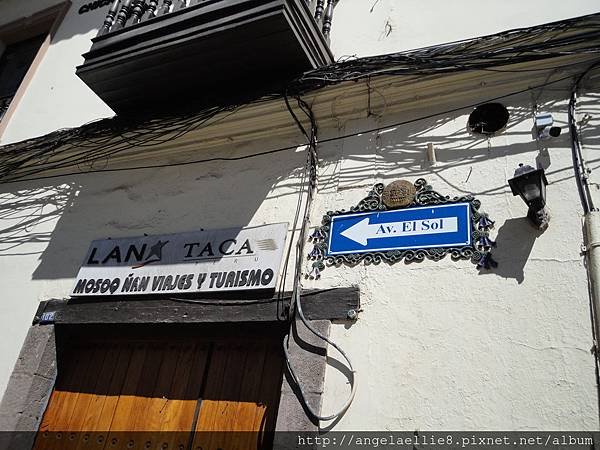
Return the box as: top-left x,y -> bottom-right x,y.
306,178 -> 498,278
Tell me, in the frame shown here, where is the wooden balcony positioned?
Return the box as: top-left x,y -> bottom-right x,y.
76,0 -> 335,115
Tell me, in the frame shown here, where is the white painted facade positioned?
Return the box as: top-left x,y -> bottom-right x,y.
1,0 -> 598,144
0,0 -> 114,145
331,0 -> 600,57
317,95 -> 599,430
0,0 -> 599,433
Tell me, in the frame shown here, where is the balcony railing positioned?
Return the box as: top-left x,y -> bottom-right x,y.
76,0 -> 335,114
98,0 -> 338,40
0,96 -> 11,121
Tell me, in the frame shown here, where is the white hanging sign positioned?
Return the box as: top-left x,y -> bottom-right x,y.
71,223 -> 288,296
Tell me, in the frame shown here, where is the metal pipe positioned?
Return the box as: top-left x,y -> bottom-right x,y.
569,91 -> 594,214
585,212 -> 600,337
584,211 -> 600,423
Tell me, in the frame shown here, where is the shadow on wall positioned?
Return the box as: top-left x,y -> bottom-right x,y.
329,106 -> 518,194
315,94 -> 594,283
51,1 -> 111,44
1,95 -> 596,283
0,184 -> 77,256
0,143 -> 309,281
480,218 -> 544,284
323,97 -> 600,198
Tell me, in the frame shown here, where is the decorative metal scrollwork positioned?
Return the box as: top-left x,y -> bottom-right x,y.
306,178 -> 497,278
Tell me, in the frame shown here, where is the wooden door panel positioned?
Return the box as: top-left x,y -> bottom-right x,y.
161,343 -> 201,432
157,342 -> 210,450
192,341 -> 283,450
35,345 -> 97,450
107,343 -> 148,433
221,343 -> 269,450
36,344 -> 106,448
113,343 -> 163,450
193,343 -> 247,450
254,343 -> 285,450
75,344 -> 132,450
34,333 -> 283,450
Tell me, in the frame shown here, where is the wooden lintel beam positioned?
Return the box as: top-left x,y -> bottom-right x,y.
33,286 -> 360,325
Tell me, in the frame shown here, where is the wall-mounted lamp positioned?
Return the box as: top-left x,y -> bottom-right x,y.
508,163 -> 550,230
534,113 -> 561,140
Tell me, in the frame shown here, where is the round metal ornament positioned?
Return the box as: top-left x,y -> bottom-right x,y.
382,180 -> 416,208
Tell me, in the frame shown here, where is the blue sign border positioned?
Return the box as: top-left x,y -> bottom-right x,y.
306,179 -> 497,278
327,202 -> 472,256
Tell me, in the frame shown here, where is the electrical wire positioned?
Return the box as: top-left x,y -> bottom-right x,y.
568,61 -> 600,214
2,9 -> 597,422
276,28 -> 599,420
284,286 -> 357,421
569,92 -> 592,214
0,141 -> 303,184
1,14 -> 600,184
0,71 -> 588,185
281,92 -> 357,423
288,18 -> 600,94
567,60 -> 600,424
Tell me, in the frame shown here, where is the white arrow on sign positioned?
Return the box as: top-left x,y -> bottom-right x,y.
340,216 -> 458,246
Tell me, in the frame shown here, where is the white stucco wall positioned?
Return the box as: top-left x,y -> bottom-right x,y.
1,0 -> 599,144
0,0 -> 599,433
0,0 -> 66,25
0,0 -> 114,145
0,83 -> 598,429
313,91 -> 599,430
330,0 -> 600,58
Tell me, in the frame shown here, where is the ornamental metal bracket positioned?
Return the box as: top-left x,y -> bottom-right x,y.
306,178 -> 497,278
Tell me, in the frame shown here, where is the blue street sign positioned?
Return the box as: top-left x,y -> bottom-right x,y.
328,203 -> 472,255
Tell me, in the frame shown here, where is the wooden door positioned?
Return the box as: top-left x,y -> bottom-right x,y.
33,332 -> 284,450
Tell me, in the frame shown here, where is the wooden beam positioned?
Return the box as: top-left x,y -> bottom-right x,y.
299,287 -> 360,321
34,286 -> 360,325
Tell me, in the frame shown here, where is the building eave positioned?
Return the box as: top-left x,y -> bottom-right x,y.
1,12 -> 599,183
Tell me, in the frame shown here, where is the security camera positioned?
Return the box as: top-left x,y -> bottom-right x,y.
534,113 -> 561,140
538,126 -> 562,139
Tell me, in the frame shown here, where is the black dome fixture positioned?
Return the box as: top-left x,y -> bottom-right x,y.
468,103 -> 510,136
